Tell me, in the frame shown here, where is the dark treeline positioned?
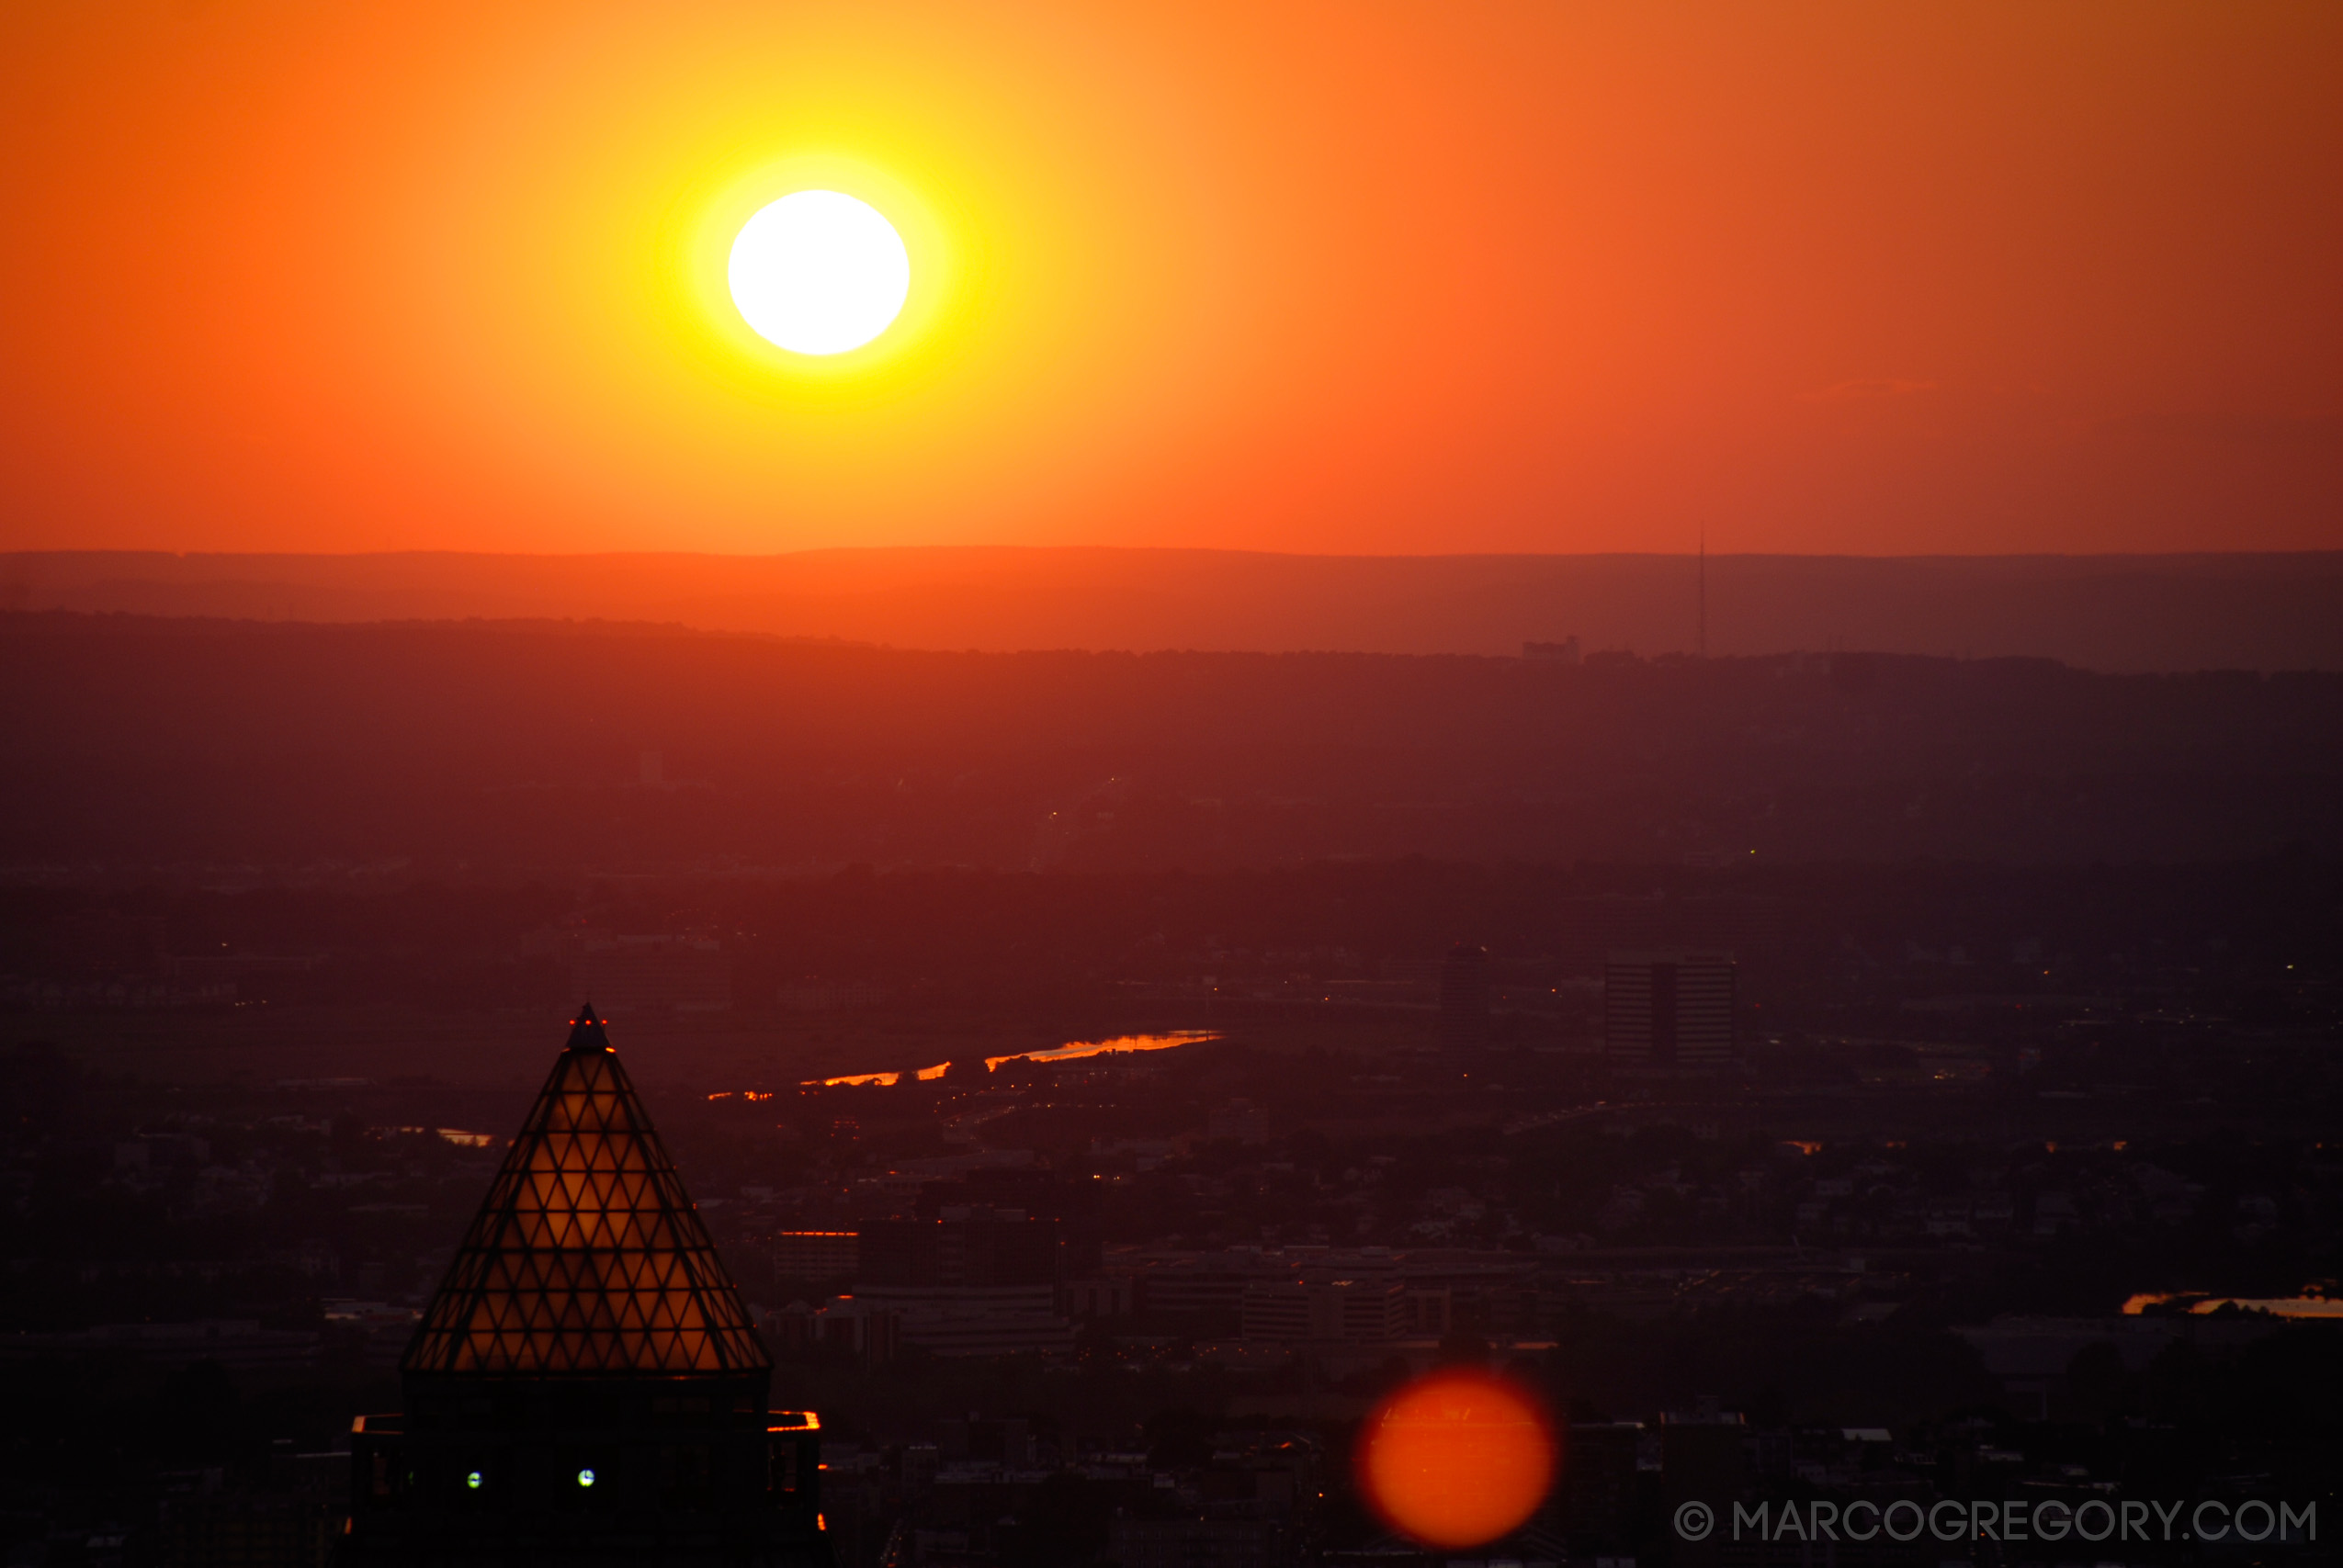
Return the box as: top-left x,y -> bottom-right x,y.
3,613 -> 2341,871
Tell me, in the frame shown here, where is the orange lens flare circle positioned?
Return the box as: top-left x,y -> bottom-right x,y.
1355,1370 -> 1557,1550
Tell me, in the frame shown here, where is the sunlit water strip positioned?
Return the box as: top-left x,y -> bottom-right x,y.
2122,1292 -> 2343,1318
800,1030 -> 1217,1089
983,1030 -> 1218,1071
805,1061 -> 950,1089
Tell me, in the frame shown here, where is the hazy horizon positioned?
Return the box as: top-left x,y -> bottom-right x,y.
11,545 -> 2341,671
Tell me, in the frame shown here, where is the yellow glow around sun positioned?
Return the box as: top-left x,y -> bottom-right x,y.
728,191 -> 910,355
654,147 -> 979,401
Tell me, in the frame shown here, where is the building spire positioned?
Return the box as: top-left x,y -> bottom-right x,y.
566,1001 -> 612,1053
402,1009 -> 767,1377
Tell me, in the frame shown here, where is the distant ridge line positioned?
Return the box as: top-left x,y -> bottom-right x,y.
4,547 -> 2339,672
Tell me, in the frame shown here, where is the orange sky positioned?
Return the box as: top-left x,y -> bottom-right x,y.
3,1 -> 2337,557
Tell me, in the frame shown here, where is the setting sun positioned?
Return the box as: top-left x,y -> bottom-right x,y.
727,190 -> 911,355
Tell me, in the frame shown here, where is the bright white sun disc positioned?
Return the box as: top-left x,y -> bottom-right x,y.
727,191 -> 910,355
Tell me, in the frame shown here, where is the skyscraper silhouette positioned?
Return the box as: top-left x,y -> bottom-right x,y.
1604,952 -> 1736,1070
346,1006 -> 828,1566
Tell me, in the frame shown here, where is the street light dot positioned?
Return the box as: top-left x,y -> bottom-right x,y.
577,1468 -> 596,1488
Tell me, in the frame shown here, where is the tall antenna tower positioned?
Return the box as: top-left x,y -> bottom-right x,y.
1697,528 -> 1707,659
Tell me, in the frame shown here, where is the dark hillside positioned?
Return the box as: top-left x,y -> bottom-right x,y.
3,614 -> 2338,873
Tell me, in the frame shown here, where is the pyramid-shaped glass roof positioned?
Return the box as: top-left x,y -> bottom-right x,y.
402,1006 -> 770,1377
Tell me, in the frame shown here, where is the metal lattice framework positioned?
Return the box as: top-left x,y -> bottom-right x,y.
402,1007 -> 769,1376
